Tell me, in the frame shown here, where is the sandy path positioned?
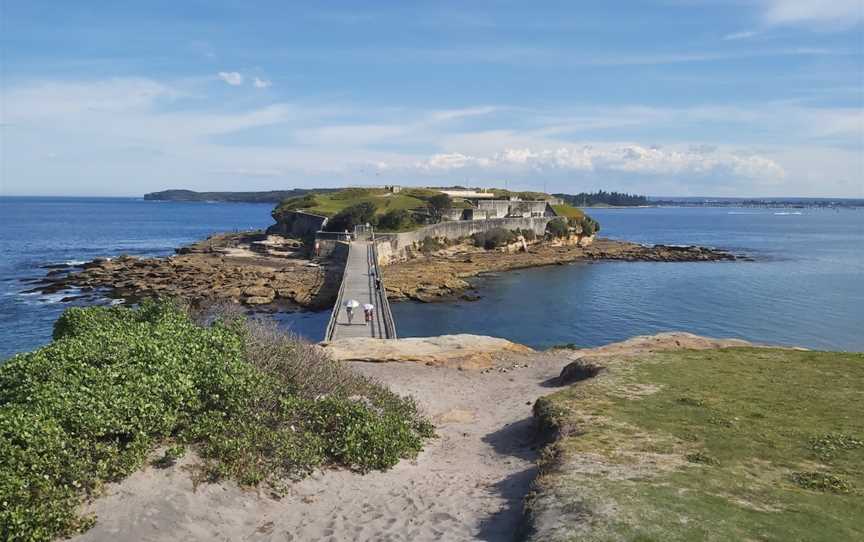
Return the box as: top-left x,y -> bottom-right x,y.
73,352 -> 568,542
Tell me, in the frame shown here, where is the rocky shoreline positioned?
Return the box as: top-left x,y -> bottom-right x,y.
382,237 -> 744,302
24,233 -> 744,309
23,232 -> 344,310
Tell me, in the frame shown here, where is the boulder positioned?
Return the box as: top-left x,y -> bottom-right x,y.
322,334 -> 534,369
243,285 -> 275,299
243,296 -> 274,305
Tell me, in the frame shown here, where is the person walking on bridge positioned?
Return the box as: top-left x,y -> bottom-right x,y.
363,303 -> 375,325
344,299 -> 359,324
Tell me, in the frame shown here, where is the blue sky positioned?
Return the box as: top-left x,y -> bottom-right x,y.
1,1 -> 862,197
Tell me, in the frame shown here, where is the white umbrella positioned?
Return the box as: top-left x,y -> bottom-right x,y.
344,299 -> 360,309
363,303 -> 374,311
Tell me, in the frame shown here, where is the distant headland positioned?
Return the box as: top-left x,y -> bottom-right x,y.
143,188 -> 339,203
144,188 -> 864,209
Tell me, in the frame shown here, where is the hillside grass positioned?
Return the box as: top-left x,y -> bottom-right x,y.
275,188 -> 440,218
551,204 -> 585,220
530,348 -> 864,542
0,301 -> 432,541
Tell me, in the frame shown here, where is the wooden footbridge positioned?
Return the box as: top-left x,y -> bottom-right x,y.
324,227 -> 397,341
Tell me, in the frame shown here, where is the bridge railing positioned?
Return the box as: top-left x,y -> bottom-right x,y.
370,230 -> 397,339
323,259 -> 349,342
323,227 -> 397,342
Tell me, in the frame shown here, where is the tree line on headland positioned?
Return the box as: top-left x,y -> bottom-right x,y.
553,190 -> 649,207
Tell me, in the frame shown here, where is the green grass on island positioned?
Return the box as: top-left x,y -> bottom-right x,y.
530,347 -> 864,542
273,187 -> 438,218
0,301 -> 433,541
551,204 -> 586,220
272,186 -> 588,234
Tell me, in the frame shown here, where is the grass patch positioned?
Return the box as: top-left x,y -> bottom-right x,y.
529,348 -> 864,541
551,204 -> 585,220
274,188 -> 434,219
0,301 -> 432,541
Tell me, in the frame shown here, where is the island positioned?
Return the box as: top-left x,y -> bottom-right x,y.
28,186 -> 742,310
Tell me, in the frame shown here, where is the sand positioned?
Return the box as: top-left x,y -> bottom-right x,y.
72,351 -> 566,542
71,333 -> 753,542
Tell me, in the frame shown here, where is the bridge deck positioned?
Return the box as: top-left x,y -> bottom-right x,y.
326,240 -> 395,341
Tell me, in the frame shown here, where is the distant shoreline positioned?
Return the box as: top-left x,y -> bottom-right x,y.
140,190 -> 864,209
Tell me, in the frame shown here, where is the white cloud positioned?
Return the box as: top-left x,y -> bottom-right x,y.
1,77 -> 860,197
427,106 -> 499,122
412,145 -> 786,181
723,30 -> 758,40
217,71 -> 244,86
253,77 -> 272,89
761,0 -> 864,27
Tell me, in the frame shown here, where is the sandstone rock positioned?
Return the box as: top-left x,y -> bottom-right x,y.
243,285 -> 275,298
243,296 -> 274,305
322,334 -> 534,369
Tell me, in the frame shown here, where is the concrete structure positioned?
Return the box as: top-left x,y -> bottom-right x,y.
438,189 -> 496,199
374,216 -> 553,264
475,199 -> 554,219
324,238 -> 396,341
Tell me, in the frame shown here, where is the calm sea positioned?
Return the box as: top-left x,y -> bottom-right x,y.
1,197 -> 862,359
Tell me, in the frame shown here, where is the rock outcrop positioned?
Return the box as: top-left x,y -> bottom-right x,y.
26,232 -> 345,309
383,238 -> 745,302
321,334 -> 534,369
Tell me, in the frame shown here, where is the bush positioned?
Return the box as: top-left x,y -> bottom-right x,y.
545,218 -> 569,238
578,216 -> 600,236
426,194 -> 452,223
377,209 -> 414,231
0,301 -> 432,540
325,202 -> 377,232
472,228 -> 517,250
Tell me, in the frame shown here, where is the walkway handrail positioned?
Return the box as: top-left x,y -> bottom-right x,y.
370,230 -> 397,339
323,248 -> 349,342
323,227 -> 397,342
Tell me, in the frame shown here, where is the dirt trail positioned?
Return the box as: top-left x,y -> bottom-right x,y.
72,333 -> 748,541
73,352 -> 569,542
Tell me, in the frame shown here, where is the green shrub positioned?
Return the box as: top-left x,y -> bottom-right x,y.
324,202 -> 378,232
808,433 -> 863,461
426,194 -> 452,223
0,301 -> 431,540
472,228 -> 517,249
790,471 -> 852,493
686,451 -> 720,466
578,216 -> 600,236
377,209 -> 414,231
545,218 -> 569,238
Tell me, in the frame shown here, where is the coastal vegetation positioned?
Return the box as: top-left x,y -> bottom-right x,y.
554,190 -> 649,207
471,228 -> 518,249
274,188 -> 441,220
0,301 -> 432,541
528,347 -> 864,541
545,214 -> 599,238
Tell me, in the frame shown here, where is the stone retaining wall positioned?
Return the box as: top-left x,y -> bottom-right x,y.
374,217 -> 553,265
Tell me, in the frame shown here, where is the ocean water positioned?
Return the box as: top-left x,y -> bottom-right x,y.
392,207 -> 864,351
1,197 -> 862,360
0,197 -> 276,359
